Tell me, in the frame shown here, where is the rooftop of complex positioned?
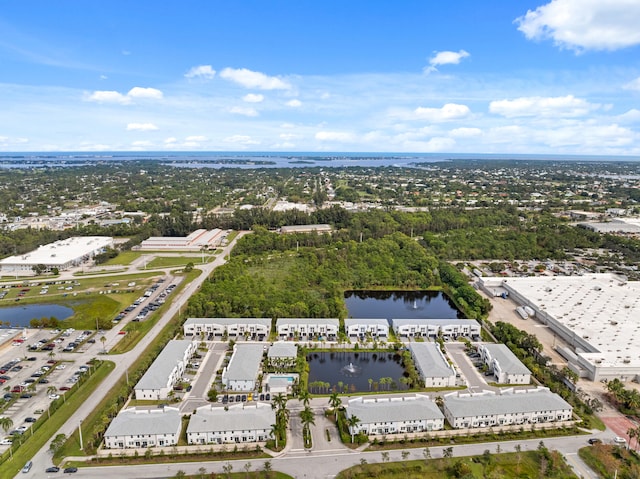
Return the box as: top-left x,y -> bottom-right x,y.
443,388 -> 572,417
225,343 -> 265,382
105,407 -> 181,437
267,342 -> 297,359
0,236 -> 112,266
188,403 -> 274,433
135,340 -> 194,390
480,343 -> 531,375
185,317 -> 272,327
346,394 -> 444,423
409,342 -> 456,378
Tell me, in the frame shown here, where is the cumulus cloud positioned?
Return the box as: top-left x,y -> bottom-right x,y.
185,135 -> 207,142
449,127 -> 483,138
413,103 -> 471,121
131,140 -> 152,147
489,95 -> 598,118
229,106 -> 259,117
243,93 -> 264,103
224,135 -> 260,145
515,0 -> 640,52
220,67 -> 291,90
315,131 -> 355,142
286,99 -> 302,107
424,50 -> 470,74
185,65 -> 216,79
164,137 -> 177,144
127,87 -> 163,100
86,87 -> 163,104
126,123 -> 158,131
624,77 -> 640,91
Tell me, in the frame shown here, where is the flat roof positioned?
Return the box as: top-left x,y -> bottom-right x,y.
344,318 -> 390,327
444,388 -> 572,418
188,403 -> 275,433
135,340 -> 194,390
346,394 -> 444,423
500,274 -> 640,367
267,342 -> 297,358
225,343 -> 264,382
409,342 -> 455,378
0,236 -> 112,267
275,318 -> 339,327
392,318 -> 480,327
185,317 -> 272,327
105,407 -> 181,437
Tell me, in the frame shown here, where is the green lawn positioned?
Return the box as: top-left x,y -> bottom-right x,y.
147,256 -> 208,268
337,449 -> 577,479
0,360 -> 115,478
579,444 -> 640,479
103,251 -> 142,265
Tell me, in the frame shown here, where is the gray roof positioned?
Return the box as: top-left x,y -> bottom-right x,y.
275,318 -> 339,327
409,342 -> 455,378
185,317 -> 272,327
482,344 -> 531,375
105,407 -> 181,437
267,342 -> 297,358
346,395 -> 444,423
344,318 -> 389,327
226,343 -> 264,381
392,318 -> 480,327
188,403 -> 275,433
444,389 -> 572,418
135,340 -> 194,390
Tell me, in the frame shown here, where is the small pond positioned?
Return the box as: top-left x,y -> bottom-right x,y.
306,351 -> 407,393
0,304 -> 74,327
344,290 -> 464,320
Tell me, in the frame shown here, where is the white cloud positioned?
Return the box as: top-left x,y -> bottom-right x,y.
126,122 -> 158,131
617,109 -> 640,123
185,135 -> 207,142
131,140 -> 152,147
449,127 -> 483,138
185,65 -> 216,80
412,103 -> 471,121
86,90 -> 130,104
286,99 -> 302,107
0,136 -> 28,145
243,93 -> 264,103
315,131 -> 355,142
624,77 -> 640,91
489,95 -> 598,118
515,0 -> 640,52
220,67 -> 291,90
424,50 -> 470,74
86,87 -> 163,104
127,87 -> 163,100
224,135 -> 260,145
164,137 -> 177,144
229,106 -> 259,117
279,133 -> 300,141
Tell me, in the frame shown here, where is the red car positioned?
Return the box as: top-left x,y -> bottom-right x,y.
59,386 -> 70,391
118,331 -> 127,335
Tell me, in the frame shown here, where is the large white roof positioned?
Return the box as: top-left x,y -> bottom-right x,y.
0,236 -> 112,267
188,403 -> 275,433
346,394 -> 444,424
105,407 -> 181,437
502,273 -> 640,368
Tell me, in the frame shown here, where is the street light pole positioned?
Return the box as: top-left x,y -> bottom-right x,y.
79,419 -> 83,450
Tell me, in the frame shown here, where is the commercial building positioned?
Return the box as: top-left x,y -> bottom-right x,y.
345,395 -> 444,436
391,318 -> 481,340
183,317 -> 271,340
408,343 -> 457,388
187,403 -> 275,445
221,343 -> 264,391
478,343 -> 531,384
134,340 -> 196,400
275,318 -> 339,341
344,318 -> 389,342
442,388 -> 573,429
279,224 -> 332,234
479,274 -> 640,381
0,236 -> 113,274
104,407 -> 181,449
267,342 -> 298,370
138,229 -> 225,251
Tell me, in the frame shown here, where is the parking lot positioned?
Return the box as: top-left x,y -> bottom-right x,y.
0,329 -> 96,451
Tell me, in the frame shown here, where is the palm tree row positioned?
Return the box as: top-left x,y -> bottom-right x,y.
270,393 -> 289,450
606,378 -> 640,411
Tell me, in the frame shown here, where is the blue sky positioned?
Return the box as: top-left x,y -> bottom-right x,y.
1,0 -> 639,155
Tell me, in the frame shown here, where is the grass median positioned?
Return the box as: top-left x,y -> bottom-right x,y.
0,360 -> 115,478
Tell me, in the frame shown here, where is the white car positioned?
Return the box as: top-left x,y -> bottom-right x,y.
48,394 -> 60,400
614,436 -> 627,445
55,365 -> 66,370
0,438 -> 12,445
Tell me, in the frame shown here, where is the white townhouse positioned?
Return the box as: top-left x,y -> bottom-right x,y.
275,318 -> 339,341
478,343 -> 531,384
443,388 -> 573,429
221,343 -> 264,391
187,403 -> 275,445
183,317 -> 271,340
345,395 -> 444,437
391,318 -> 481,340
104,407 -> 181,449
409,342 -> 457,388
344,318 -> 389,342
134,340 -> 197,400
267,342 -> 298,371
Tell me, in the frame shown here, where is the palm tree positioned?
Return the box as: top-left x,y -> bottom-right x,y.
270,423 -> 280,449
300,406 -> 315,447
0,417 -> 13,434
48,350 -> 56,363
100,335 -> 107,353
299,389 -> 311,407
46,386 -> 58,417
328,392 -> 342,412
345,414 -> 361,443
273,393 -> 287,411
629,427 -> 637,451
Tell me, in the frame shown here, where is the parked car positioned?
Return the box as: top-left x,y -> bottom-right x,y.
588,438 -> 602,445
64,466 -> 78,473
46,466 -> 60,473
